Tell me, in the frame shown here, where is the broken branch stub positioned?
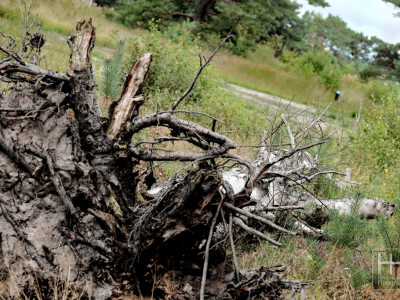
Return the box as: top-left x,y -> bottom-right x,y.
68,19 -> 96,73
107,52 -> 152,140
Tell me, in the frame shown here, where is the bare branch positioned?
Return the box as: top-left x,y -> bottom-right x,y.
200,196 -> 224,300
171,34 -> 231,111
254,205 -> 304,212
0,55 -> 69,83
157,110 -> 225,124
281,114 -> 295,149
131,145 -> 231,161
130,113 -> 236,149
251,139 -> 327,186
233,217 -> 282,246
229,213 -> 240,282
0,132 -> 35,174
287,170 -> 346,187
44,152 -> 77,217
224,202 -> 297,236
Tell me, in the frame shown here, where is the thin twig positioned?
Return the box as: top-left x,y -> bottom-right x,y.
229,213 -> 240,282
171,33 -> 232,111
200,196 -> 225,300
281,114 -> 295,149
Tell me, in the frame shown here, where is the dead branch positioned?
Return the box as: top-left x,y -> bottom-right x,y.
0,132 -> 35,174
229,213 -> 241,282
281,114 -> 295,149
44,152 -> 78,217
224,202 -> 297,236
171,33 -> 231,111
200,196 -> 224,300
0,57 -> 69,82
233,217 -> 282,246
107,52 -> 152,140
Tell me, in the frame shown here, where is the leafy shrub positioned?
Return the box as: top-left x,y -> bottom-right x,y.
122,22 -> 267,141
359,64 -> 382,82
364,79 -> 398,102
350,93 -> 400,172
289,50 -> 342,90
226,24 -> 256,56
123,22 -> 213,109
162,20 -> 198,45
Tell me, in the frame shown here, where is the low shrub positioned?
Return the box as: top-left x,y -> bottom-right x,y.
324,202 -> 369,248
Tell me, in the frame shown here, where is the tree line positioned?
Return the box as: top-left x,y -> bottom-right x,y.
94,0 -> 400,82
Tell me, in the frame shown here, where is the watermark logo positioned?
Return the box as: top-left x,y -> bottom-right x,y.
372,249 -> 400,289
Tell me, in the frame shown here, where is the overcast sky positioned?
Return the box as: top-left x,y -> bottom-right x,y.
294,0 -> 400,44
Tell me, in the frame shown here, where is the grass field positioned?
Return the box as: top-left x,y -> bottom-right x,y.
213,46 -> 368,118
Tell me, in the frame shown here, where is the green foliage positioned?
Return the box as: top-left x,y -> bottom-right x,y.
324,202 -> 369,248
304,238 -> 327,274
290,50 -> 342,90
342,249 -> 372,288
123,22 -> 211,108
359,64 -> 382,81
376,178 -> 400,264
123,22 -> 267,141
162,21 -> 199,45
114,0 -> 177,28
365,79 -> 398,101
350,92 -> 400,173
98,36 -> 127,101
226,24 -> 256,56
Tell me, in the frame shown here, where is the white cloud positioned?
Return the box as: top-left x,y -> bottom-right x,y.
295,0 -> 400,44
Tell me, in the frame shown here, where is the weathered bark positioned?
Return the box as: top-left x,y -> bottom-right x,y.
0,20 -> 315,299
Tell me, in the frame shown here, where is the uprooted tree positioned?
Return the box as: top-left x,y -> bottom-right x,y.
0,19 -> 395,299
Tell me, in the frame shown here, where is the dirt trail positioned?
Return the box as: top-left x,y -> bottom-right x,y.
228,83 -> 351,131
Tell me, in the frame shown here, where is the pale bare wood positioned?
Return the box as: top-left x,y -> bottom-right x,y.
107,52 -> 152,139
68,19 -> 96,74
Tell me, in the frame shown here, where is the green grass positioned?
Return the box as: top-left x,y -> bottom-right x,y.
0,0 -> 144,72
213,45 -> 367,118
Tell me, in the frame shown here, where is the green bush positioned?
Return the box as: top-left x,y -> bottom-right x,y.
162,21 -> 199,45
226,24 -> 256,56
123,22 -> 215,109
364,79 -> 398,102
359,64 -> 382,82
350,93 -> 400,172
289,50 -> 342,90
122,23 -> 267,141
